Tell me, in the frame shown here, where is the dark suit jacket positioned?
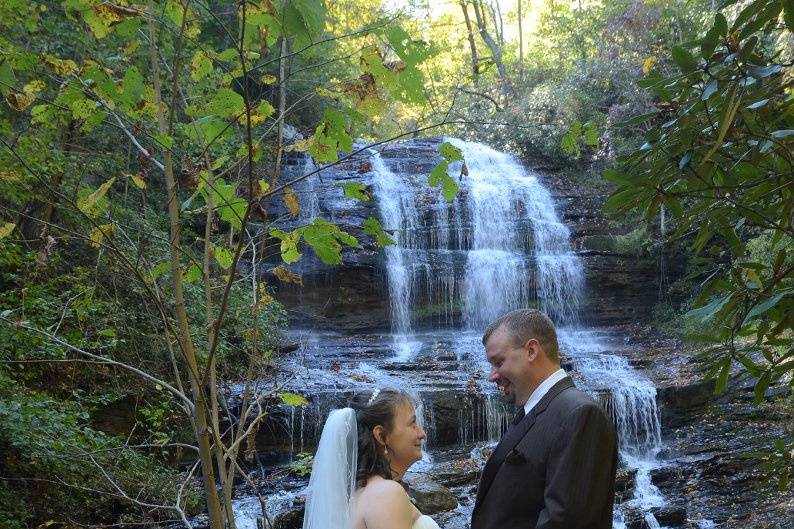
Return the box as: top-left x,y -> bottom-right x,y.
471,377 -> 617,529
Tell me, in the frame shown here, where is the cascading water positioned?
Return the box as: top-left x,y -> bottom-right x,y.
370,138 -> 671,527
370,139 -> 583,341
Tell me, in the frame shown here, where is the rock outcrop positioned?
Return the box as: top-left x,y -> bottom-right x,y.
266,138 -> 666,331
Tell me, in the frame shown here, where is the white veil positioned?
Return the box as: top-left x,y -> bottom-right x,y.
301,408 -> 358,529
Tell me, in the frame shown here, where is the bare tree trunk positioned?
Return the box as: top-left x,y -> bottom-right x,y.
146,2 -> 225,528
471,0 -> 510,95
460,1 -> 480,76
518,0 -> 524,82
271,35 -> 289,185
490,1 -> 504,48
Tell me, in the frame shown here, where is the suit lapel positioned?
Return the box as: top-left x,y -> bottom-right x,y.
473,377 -> 575,513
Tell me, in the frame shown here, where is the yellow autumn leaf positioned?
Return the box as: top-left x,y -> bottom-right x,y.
6,91 -> 34,112
283,187 -> 300,217
259,74 -> 277,85
0,222 -> 16,239
0,171 -> 19,182
272,265 -> 303,286
131,174 -> 146,189
23,80 -> 44,97
642,56 -> 657,75
89,223 -> 114,248
42,54 -> 78,76
77,177 -> 116,217
94,3 -> 138,24
283,137 -> 313,152
190,50 -> 212,81
258,179 -> 270,194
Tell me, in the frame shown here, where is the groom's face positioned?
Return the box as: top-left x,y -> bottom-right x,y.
485,325 -> 535,406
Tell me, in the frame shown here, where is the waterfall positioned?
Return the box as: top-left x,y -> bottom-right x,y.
446,138 -> 583,329
370,138 -> 583,339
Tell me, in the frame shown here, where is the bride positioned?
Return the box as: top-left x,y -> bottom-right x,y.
301,388 -> 441,529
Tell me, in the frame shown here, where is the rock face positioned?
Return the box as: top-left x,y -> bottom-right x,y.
403,472 -> 459,513
266,138 -> 665,331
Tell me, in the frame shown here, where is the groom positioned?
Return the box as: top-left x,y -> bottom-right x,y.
472,309 -> 617,529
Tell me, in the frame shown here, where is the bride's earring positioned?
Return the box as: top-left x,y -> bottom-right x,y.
384,447 -> 388,457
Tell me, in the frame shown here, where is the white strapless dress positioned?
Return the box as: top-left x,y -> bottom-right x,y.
412,515 -> 441,529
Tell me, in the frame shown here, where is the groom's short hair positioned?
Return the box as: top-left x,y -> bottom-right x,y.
482,309 -> 559,362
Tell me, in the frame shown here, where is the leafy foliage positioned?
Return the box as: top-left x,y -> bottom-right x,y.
606,0 -> 793,489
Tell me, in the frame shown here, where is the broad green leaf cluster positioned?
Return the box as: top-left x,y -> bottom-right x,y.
607,0 -> 793,489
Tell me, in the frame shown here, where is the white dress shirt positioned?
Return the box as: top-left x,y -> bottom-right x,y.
523,368 -> 567,416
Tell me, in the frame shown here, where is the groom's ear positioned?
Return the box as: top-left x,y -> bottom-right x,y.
524,338 -> 540,362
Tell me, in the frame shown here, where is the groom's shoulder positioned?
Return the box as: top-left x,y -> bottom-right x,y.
550,381 -> 605,416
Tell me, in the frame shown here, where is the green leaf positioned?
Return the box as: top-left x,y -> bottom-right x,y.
715,358 -> 730,393
308,109 -> 352,163
439,141 -> 464,162
734,161 -> 762,179
0,58 -> 17,97
744,291 -> 789,323
583,121 -> 599,147
77,178 -> 116,217
714,13 -> 728,36
300,219 -> 359,265
270,228 -> 302,264
428,161 -> 448,186
207,88 -> 245,119
183,263 -> 202,283
687,293 -> 733,322
701,25 -> 720,59
121,66 -> 145,107
340,182 -> 370,201
150,261 -> 170,280
428,161 -> 459,202
602,169 -> 632,185
560,120 -> 582,157
279,392 -> 308,407
613,110 -> 659,128
753,372 -> 772,404
603,187 -> 638,214
191,50 -> 213,81
214,246 -> 233,270
208,179 -> 247,229
362,217 -> 395,247
671,45 -> 698,73
292,0 -> 326,39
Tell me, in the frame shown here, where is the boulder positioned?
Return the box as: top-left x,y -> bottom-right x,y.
271,507 -> 303,529
430,458 -> 481,487
649,466 -> 680,487
650,505 -> 687,527
658,379 -> 716,411
403,472 -> 458,513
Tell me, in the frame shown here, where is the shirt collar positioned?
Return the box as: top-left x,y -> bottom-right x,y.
523,368 -> 567,416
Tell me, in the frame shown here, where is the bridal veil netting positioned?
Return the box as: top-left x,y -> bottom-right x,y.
301,408 -> 358,529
